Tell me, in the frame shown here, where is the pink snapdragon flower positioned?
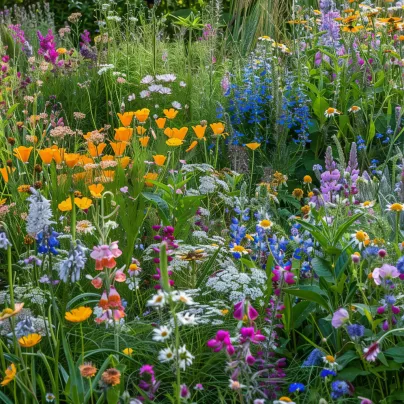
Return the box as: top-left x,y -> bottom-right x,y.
207,330 -> 235,355
90,241 -> 122,270
233,300 -> 259,321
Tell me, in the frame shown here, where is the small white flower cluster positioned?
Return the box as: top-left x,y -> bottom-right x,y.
180,163 -> 214,174
198,175 -> 230,195
206,260 -> 267,302
97,64 -> 115,75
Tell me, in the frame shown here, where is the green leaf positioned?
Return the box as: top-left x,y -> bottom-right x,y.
284,288 -> 331,312
368,120 -> 376,144
312,96 -> 329,125
337,366 -> 370,381
374,70 -> 385,88
332,212 -> 363,246
337,350 -> 358,368
385,347 -> 404,363
142,192 -> 170,225
312,258 -> 334,283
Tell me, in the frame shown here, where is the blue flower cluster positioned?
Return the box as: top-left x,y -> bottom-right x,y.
37,229 -> 60,255
331,380 -> 350,399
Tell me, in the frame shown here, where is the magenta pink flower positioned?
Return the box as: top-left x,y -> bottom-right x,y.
272,265 -> 295,284
239,327 -> 265,344
207,330 -> 235,355
233,300 -> 259,321
90,241 -> 122,270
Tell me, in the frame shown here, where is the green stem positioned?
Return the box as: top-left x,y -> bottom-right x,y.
7,244 -> 14,310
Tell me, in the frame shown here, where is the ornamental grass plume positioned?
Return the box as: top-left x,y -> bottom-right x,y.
26,188 -> 54,236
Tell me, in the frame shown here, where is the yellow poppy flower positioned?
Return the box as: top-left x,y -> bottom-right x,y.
0,303 -> 24,321
119,156 -> 131,168
210,122 -> 225,136
123,348 -> 133,356
64,153 -> 80,168
74,197 -> 93,210
144,172 -> 158,186
38,148 -> 54,165
166,138 -> 183,147
58,197 -> 73,211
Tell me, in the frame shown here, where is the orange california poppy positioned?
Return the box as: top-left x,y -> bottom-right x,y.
117,112 -> 134,127
144,172 -> 158,186
110,142 -> 128,156
89,183 -> 104,198
166,138 -> 183,147
139,136 -> 150,147
114,127 -> 133,142
88,142 -> 106,157
0,167 -> 15,183
341,25 -> 363,32
166,127 -> 188,140
134,108 -> 150,123
64,153 -> 80,168
210,123 -> 225,136
192,125 -> 207,139
186,141 -> 198,152
155,118 -> 166,129
163,108 -> 178,119
51,146 -> 65,164
136,126 -> 147,135
79,155 -> 94,166
58,197 -> 73,211
245,142 -> 261,151
38,148 -> 54,165
153,155 -> 166,166
118,156 -> 131,168
13,146 -> 33,163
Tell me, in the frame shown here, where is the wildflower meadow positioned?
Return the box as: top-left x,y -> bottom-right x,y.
1,0 -> 404,403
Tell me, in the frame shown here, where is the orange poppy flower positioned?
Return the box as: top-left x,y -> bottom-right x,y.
341,25 -> 363,32
102,170 -> 115,181
88,142 -> 106,157
155,117 -> 166,129
110,142 -> 128,156
38,148 -> 54,165
192,125 -> 207,139
153,155 -> 166,166
101,155 -> 114,161
210,122 -> 225,136
164,128 -> 174,138
64,153 -> 80,168
186,141 -> 198,152
117,112 -> 134,127
136,126 -> 147,135
378,17 -> 402,23
89,183 -> 104,198
245,142 -> 261,151
114,127 -> 133,142
166,138 -> 183,147
165,127 -> 188,140
144,172 -> 158,186
51,146 -> 65,164
163,108 -> 178,119
0,167 -> 15,183
118,156 -> 131,168
139,136 -> 150,147
14,146 -> 33,163
79,155 -> 94,166
134,108 -> 150,123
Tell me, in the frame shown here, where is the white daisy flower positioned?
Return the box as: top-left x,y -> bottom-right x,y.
359,200 -> 375,209
177,312 -> 197,326
324,107 -> 342,118
158,347 -> 174,362
140,75 -> 154,84
172,291 -> 194,305
350,230 -> 370,249
152,325 -> 172,342
146,290 -> 167,308
177,345 -> 194,370
386,203 -> 404,212
228,379 -> 246,390
348,105 -> 361,113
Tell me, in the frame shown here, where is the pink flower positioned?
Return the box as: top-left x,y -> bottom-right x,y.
90,241 -> 122,270
114,270 -> 126,282
372,264 -> 399,286
91,277 -> 103,289
363,341 -> 380,362
331,308 -> 349,328
207,330 -> 235,355
272,265 -> 295,284
233,300 -> 259,321
239,327 -> 265,344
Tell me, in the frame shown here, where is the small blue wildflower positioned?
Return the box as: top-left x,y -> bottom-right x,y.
397,256 -> 404,274
320,369 -> 337,378
385,295 -> 397,305
362,246 -> 379,260
347,324 -> 365,339
331,380 -> 349,399
0,232 -> 11,249
302,348 -> 323,367
289,383 -> 305,393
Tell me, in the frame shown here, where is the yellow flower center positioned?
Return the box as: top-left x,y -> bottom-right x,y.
0,308 -> 13,316
325,355 -> 335,363
232,245 -> 245,252
260,219 -> 272,228
390,203 -> 403,212
279,398 -> 292,403
155,296 -> 163,303
363,201 -> 371,206
355,231 -> 368,242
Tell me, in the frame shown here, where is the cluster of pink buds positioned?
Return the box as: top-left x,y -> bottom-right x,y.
151,226 -> 178,289
272,263 -> 295,289
207,330 -> 235,355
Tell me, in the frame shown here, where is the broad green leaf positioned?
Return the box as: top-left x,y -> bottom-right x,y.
312,257 -> 334,282
384,347 -> 404,363
142,192 -> 170,225
284,288 -> 331,312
